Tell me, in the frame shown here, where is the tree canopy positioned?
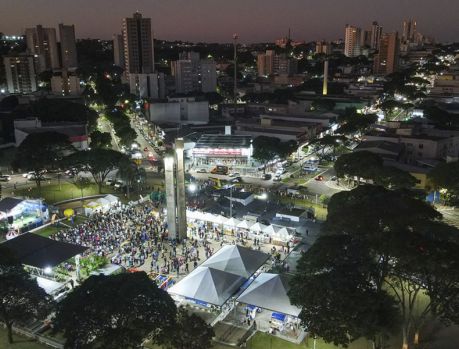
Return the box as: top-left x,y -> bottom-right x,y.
290,186 -> 459,348
337,108 -> 377,135
89,130 -> 112,149
428,160 -> 459,204
0,247 -> 53,345
334,151 -> 417,189
53,272 -> 177,349
64,148 -> 126,193
12,132 -> 74,192
252,136 -> 296,172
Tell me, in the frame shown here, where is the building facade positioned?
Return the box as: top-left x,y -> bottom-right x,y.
344,25 -> 362,57
25,25 -> 59,72
58,24 -> 78,69
113,33 -> 125,68
373,32 -> 399,75
3,55 -> 37,94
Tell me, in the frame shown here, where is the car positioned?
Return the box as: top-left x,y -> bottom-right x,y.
196,168 -> 207,173
228,172 -> 240,177
275,168 -> 285,176
315,175 -> 324,181
106,179 -> 115,186
273,175 -> 282,182
0,175 -> 11,182
231,176 -> 242,183
331,176 -> 337,181
114,180 -> 124,189
144,147 -> 148,152
263,174 -> 272,180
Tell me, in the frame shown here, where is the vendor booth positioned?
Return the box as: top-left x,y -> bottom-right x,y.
84,195 -> 120,215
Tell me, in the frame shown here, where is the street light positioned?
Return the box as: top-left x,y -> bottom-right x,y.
188,183 -> 197,193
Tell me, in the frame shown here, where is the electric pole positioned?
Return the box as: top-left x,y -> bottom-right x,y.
233,33 -> 238,107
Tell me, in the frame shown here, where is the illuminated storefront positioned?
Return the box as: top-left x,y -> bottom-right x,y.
190,134 -> 253,166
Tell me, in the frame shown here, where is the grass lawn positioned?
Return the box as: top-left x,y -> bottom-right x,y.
246,332 -> 376,349
15,183 -> 114,204
0,326 -> 47,349
33,224 -> 62,237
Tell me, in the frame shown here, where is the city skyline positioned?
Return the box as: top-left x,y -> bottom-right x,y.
1,0 -> 459,43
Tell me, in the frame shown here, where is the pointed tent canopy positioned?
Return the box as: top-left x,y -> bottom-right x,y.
275,227 -> 291,239
262,225 -> 279,235
237,220 -> 251,229
224,217 -> 241,227
168,266 -> 246,306
104,194 -> 119,204
236,273 -> 301,317
202,245 -> 269,279
249,222 -> 267,232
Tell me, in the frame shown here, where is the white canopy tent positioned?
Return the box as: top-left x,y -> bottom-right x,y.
236,273 -> 301,317
224,217 -> 241,228
275,227 -> 291,240
168,266 -> 246,306
262,225 -> 279,235
202,245 -> 269,279
249,222 -> 267,233
237,220 -> 251,229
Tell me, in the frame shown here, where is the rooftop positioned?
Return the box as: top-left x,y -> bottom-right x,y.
195,134 -> 252,149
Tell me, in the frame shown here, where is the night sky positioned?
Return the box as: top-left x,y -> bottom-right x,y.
1,0 -> 458,43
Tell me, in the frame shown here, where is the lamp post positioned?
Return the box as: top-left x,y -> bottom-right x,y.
233,33 -> 238,107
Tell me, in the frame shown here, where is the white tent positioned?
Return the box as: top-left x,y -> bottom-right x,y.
236,273 -> 301,317
275,227 -> 291,240
224,217 -> 241,228
104,194 -> 119,205
262,225 -> 279,235
168,266 -> 245,306
237,220 -> 251,229
202,245 -> 269,279
249,222 -> 267,233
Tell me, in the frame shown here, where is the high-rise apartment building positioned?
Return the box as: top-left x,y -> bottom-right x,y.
59,24 -> 78,69
315,41 -> 331,55
361,30 -> 372,48
373,32 -> 399,75
25,25 -> 59,72
113,34 -> 125,68
171,52 -> 217,94
3,55 -> 37,94
122,12 -> 154,75
257,50 -> 297,76
402,19 -> 417,42
344,25 -> 362,57
370,21 -> 383,50
51,69 -> 80,95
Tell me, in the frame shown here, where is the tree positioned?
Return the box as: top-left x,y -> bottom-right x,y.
428,160 -> 459,204
117,158 -> 138,199
311,98 -> 336,111
311,135 -> 348,159
337,108 -> 377,135
12,132 -> 74,193
0,247 -> 53,344
89,130 -> 112,149
53,272 -> 177,349
116,125 -> 138,148
252,136 -> 295,173
64,149 -> 125,193
423,106 -> 458,128
73,176 -> 92,199
334,151 -> 416,189
163,307 -> 214,349
290,186 -> 459,349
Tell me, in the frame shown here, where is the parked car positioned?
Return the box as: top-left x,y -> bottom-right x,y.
315,175 -> 324,181
263,174 -> 272,180
273,175 -> 282,182
331,176 -> 337,181
231,176 -> 242,183
106,179 -> 115,186
196,168 -> 207,173
228,172 -> 240,177
114,180 -> 124,189
0,175 -> 11,182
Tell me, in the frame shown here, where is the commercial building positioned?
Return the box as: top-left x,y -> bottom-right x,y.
171,52 -> 217,94
373,32 -> 400,75
430,74 -> 459,97
191,134 -> 253,167
14,119 -> 88,150
58,24 -> 78,69
129,72 -> 162,99
3,55 -> 37,94
25,25 -> 59,72
149,96 -> 209,125
344,25 -> 361,57
50,69 -> 81,96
